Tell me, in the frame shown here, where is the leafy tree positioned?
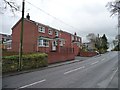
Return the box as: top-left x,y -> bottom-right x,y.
101,34 -> 109,52
86,33 -> 96,43
95,34 -> 101,51
94,34 -> 109,53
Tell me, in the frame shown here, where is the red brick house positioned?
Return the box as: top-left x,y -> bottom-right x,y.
11,15 -> 82,63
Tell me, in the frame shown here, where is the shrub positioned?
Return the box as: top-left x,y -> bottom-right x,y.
2,53 -> 48,73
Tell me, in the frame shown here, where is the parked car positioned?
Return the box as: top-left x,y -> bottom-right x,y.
95,51 -> 99,55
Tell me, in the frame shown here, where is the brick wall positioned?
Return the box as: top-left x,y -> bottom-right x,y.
48,52 -> 75,64
12,19 -> 37,52
73,43 -> 80,56
79,51 -> 97,57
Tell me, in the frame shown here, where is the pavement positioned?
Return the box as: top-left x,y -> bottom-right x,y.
2,51 -> 118,88
2,56 -> 90,78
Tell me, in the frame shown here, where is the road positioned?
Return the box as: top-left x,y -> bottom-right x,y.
2,51 -> 118,89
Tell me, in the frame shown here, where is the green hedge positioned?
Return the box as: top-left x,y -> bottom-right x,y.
2,53 -> 48,73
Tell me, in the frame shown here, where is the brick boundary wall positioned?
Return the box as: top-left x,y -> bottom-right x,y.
48,52 -> 75,64
79,51 -> 97,57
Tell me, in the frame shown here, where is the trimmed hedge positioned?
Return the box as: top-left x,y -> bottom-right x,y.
2,53 -> 48,73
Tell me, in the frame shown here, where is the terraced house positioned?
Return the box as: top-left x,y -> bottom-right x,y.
11,14 -> 82,63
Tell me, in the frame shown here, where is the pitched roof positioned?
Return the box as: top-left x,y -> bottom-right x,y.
12,18 -> 81,38
12,18 -> 59,31
12,18 -> 37,30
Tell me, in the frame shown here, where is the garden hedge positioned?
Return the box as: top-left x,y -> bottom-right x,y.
2,53 -> 48,73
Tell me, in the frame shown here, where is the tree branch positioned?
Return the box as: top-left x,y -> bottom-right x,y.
3,0 -> 20,14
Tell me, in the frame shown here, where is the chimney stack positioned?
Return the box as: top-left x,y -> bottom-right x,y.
26,13 -> 30,20
74,32 -> 77,36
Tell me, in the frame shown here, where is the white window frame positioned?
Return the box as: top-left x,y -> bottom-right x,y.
38,26 -> 45,33
60,40 -> 63,46
71,35 -> 74,41
43,40 -> 49,47
38,39 -> 49,47
38,39 -> 43,46
48,28 -> 52,35
55,31 -> 59,36
75,37 -> 77,41
79,38 -> 81,42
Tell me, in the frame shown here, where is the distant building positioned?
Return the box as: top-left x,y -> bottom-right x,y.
0,33 -> 12,50
0,33 -> 12,43
3,40 -> 12,50
82,42 -> 96,51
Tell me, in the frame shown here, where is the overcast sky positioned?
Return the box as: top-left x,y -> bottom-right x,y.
1,0 -> 118,43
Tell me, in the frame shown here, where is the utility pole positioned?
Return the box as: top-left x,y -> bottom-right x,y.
19,0 -> 25,71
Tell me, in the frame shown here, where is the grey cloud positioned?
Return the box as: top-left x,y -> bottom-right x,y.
1,0 -> 118,43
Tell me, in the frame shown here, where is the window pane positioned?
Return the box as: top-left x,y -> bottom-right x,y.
43,40 -> 49,47
48,29 -> 52,35
38,26 -> 45,33
38,39 -> 43,46
55,31 -> 58,36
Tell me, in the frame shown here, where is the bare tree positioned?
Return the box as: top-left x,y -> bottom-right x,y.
1,0 -> 20,14
106,0 -> 120,16
86,33 -> 96,42
106,0 -> 120,50
106,0 -> 120,32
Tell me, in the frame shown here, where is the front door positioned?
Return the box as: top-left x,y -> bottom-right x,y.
52,41 -> 57,51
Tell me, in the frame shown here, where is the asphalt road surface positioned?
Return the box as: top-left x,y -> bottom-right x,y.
2,51 -> 118,89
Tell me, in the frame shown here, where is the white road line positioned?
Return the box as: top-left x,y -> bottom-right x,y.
101,58 -> 105,61
91,61 -> 99,65
19,79 -> 46,89
64,66 -> 85,75
110,67 -> 118,80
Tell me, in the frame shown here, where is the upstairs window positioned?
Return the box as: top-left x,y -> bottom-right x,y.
75,37 -> 77,41
48,28 -> 52,35
55,31 -> 59,36
79,38 -> 81,42
38,26 -> 45,33
71,35 -> 74,41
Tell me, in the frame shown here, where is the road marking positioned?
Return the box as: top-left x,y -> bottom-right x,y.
91,61 -> 99,65
101,58 -> 105,61
19,79 -> 46,89
110,67 -> 118,80
64,66 -> 85,75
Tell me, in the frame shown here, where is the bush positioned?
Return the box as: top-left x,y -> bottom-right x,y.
2,53 -> 48,73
